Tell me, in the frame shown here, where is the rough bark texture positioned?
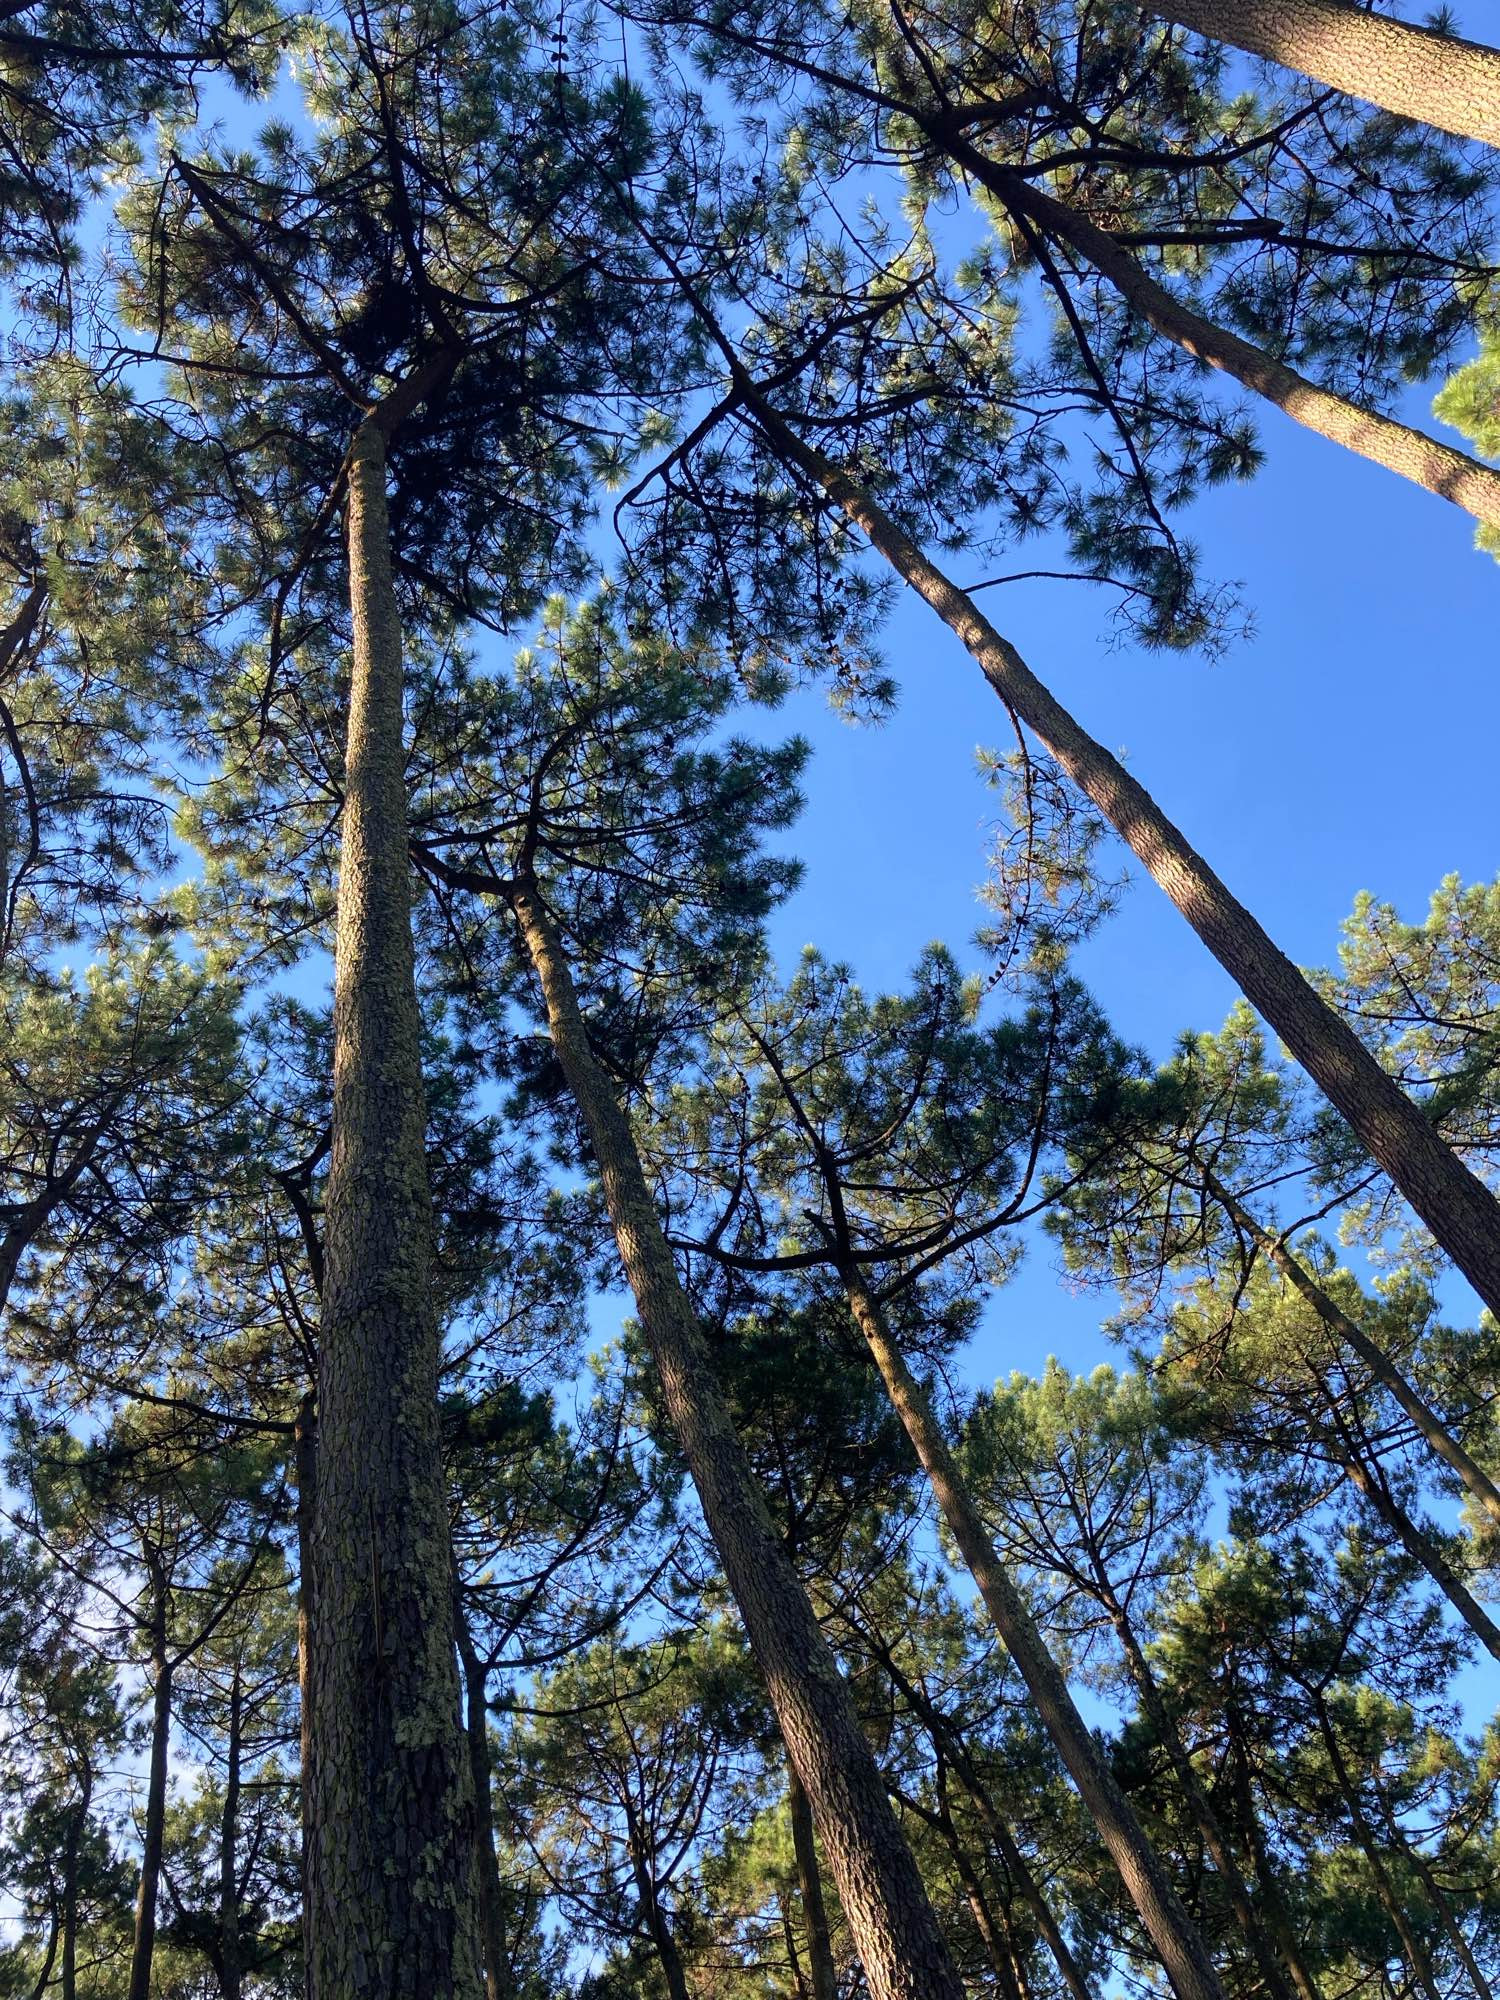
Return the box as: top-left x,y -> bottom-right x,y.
943,144 -> 1500,532
509,880 -> 966,2000
788,1762 -> 840,2000
1150,0 -> 1500,150
745,394 -> 1500,1321
304,419 -> 481,2000
838,1266 -> 1228,2000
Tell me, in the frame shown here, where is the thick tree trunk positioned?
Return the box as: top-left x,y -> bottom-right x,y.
508,879 -> 966,2000
1148,0 -> 1500,151
940,142 -> 1500,531
743,393 -> 1500,1321
454,1591 -> 514,2000
788,1761 -> 840,2000
1204,1170 -> 1500,1530
836,1264 -> 1228,2000
127,1622 -> 172,2000
219,1667 -> 243,2000
305,417 -> 480,2000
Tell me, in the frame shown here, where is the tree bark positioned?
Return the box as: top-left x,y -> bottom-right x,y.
454,1591 -> 514,2000
1311,1696 -> 1443,2000
788,1761 -> 840,2000
305,416 -> 480,2000
60,1762 -> 89,2000
836,1263 -> 1229,2000
507,878 -> 966,2000
626,1832 -> 693,2000
938,139 -> 1500,531
1148,0 -> 1500,151
741,392 -> 1500,1322
1204,1170 -> 1500,1530
127,1609 -> 172,2000
1316,1389 -> 1500,1659
1098,1584 -> 1315,2000
219,1666 -> 243,2000
293,1394 -> 316,1996
933,1758 -> 1029,2000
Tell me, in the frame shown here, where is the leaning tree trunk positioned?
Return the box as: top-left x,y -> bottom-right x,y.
1203,1169 -> 1500,1530
741,392 -> 1500,1322
1147,0 -> 1500,151
836,1263 -> 1228,2000
1309,1374 -> 1500,1659
508,878 -> 966,2000
304,416 -> 480,2000
1095,1578 -> 1315,2000
934,137 -> 1500,533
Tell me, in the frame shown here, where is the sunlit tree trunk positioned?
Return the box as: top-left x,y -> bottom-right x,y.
508,877 -> 966,2000
743,391 -> 1500,1322
836,1261 -> 1228,2000
1149,0 -> 1500,150
929,137 -> 1500,532
305,416 -> 480,2000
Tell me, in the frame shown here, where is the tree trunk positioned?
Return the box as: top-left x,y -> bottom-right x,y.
836,1263 -> 1228,2000
1311,1697 -> 1443,2000
1101,1587 -> 1315,2000
60,1762 -> 89,2000
1204,1169 -> 1500,1530
294,1393 -> 316,1996
742,392 -> 1500,1322
507,878 -> 966,2000
1314,1385 -> 1500,1659
627,1836 -> 694,2000
855,1611 -> 1096,2000
1148,0 -> 1500,150
1222,1707 -> 1315,2000
933,1758 -> 1029,2000
942,140 -> 1500,531
127,1621 -> 172,2000
788,1761 -> 840,2000
219,1666 -> 243,2000
305,416 -> 480,2000
454,1591 -> 514,2000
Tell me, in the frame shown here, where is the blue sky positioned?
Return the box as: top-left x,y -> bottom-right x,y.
746,371 -> 1500,1376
